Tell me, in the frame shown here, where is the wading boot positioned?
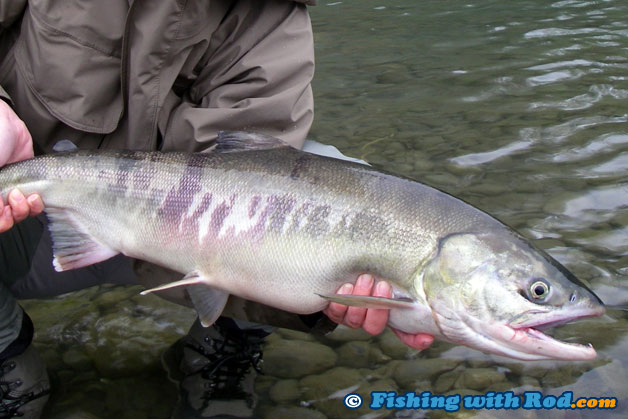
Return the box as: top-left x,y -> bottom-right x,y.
0,345 -> 50,418
163,318 -> 268,419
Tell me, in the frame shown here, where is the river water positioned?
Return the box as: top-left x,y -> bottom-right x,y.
21,0 -> 628,418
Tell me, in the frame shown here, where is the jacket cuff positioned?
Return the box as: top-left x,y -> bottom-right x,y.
0,86 -> 13,107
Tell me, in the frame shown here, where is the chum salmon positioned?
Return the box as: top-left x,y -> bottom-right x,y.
0,132 -> 605,361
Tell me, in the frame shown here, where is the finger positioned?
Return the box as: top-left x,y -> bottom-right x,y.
0,205 -> 14,233
323,283 -> 353,324
8,189 -> 29,223
26,194 -> 44,216
392,328 -> 434,351
362,281 -> 391,335
344,274 -> 373,328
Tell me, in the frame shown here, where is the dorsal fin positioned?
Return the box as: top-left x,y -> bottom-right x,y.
52,139 -> 78,153
215,131 -> 289,153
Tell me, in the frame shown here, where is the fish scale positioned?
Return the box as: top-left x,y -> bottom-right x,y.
0,131 -> 604,361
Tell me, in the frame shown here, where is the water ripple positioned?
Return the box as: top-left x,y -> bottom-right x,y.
579,152 -> 628,176
524,27 -> 605,39
450,140 -> 533,166
542,115 -> 628,143
551,0 -> 599,7
559,185 -> 628,222
526,69 -> 586,86
552,133 -> 628,162
527,59 -> 628,71
530,85 -> 628,111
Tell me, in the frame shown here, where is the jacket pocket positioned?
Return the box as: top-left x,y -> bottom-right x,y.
13,2 -> 125,133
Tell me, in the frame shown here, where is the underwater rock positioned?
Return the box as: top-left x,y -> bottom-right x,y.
85,313 -> 181,377
62,349 -> 93,371
263,406 -> 327,419
263,340 -> 338,379
336,341 -> 375,368
433,369 -> 462,394
519,376 -> 541,389
299,367 -> 363,401
276,328 -> 317,342
269,379 -> 302,403
454,368 -> 506,391
377,329 -> 415,359
323,325 -> 372,342
394,358 -> 460,388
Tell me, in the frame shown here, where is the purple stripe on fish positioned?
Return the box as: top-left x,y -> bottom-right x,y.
244,195 -> 297,241
157,155 -> 203,226
132,165 -> 157,191
268,195 -> 296,232
208,195 -> 236,238
249,195 -> 261,218
182,192 -> 213,235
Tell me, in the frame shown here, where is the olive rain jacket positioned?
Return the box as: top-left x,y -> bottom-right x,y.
0,0 -> 315,153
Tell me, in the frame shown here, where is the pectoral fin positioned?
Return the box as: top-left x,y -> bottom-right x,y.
140,270 -> 208,295
317,294 -> 416,309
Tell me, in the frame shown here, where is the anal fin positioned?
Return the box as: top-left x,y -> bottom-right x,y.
46,208 -> 118,272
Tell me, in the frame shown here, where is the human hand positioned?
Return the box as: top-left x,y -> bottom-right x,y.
323,274 -> 434,350
0,100 -> 43,232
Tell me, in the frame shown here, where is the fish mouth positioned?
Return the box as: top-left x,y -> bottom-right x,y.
504,306 -> 605,361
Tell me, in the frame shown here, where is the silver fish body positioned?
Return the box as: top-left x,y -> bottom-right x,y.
0,132 -> 604,361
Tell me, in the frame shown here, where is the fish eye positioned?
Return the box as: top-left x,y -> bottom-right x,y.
530,279 -> 550,300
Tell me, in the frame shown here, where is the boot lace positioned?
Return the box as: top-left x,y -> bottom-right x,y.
184,326 -> 265,410
0,360 -> 45,418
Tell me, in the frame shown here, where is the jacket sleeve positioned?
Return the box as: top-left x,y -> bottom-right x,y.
158,0 -> 314,152
0,0 -> 27,30
0,85 -> 12,105
0,1 -> 27,105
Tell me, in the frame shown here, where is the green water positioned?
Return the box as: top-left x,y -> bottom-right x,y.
21,0 -> 628,418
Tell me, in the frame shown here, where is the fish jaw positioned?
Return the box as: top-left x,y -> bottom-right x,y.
504,305 -> 605,361
430,298 -> 605,361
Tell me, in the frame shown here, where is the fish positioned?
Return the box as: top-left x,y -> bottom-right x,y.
0,131 -> 605,361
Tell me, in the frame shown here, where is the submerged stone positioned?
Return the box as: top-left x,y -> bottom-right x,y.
378,329 -> 415,359
269,379 -> 302,403
394,358 -> 460,388
454,368 -> 506,391
323,325 -> 372,342
433,369 -> 461,394
263,406 -> 327,419
276,328 -> 317,342
62,349 -> 93,371
299,367 -> 363,401
336,341 -> 374,368
263,340 -> 338,379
